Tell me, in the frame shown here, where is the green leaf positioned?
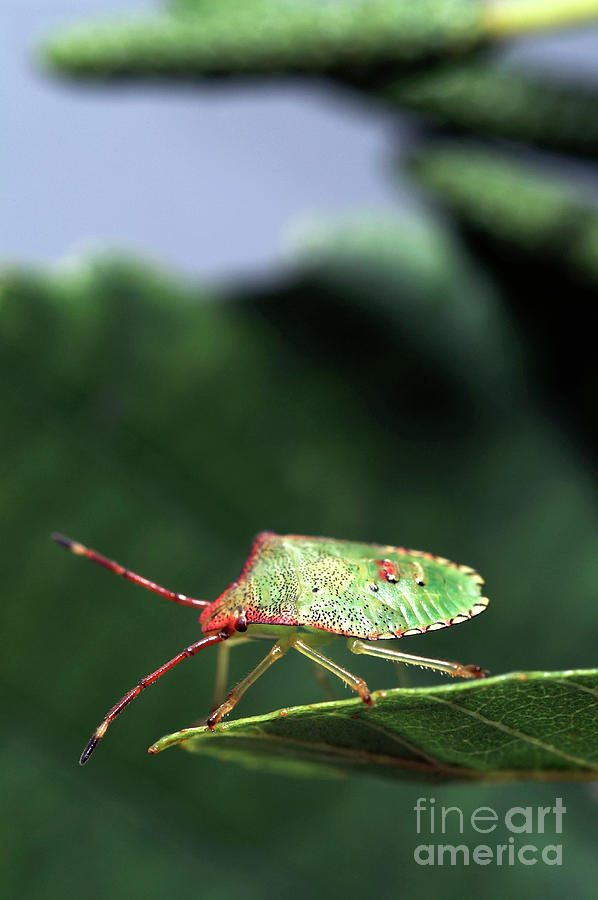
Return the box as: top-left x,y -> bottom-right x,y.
150,669 -> 598,782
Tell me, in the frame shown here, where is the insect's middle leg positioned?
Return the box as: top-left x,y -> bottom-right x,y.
291,638 -> 372,705
311,662 -> 336,701
206,637 -> 292,728
348,639 -> 486,679
211,641 -> 231,712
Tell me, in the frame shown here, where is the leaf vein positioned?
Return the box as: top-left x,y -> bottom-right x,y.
426,695 -> 596,769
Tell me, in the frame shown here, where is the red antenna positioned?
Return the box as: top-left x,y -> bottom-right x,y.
52,533 -> 211,610
52,532 -> 223,763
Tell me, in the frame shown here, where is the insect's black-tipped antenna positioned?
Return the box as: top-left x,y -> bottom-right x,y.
79,631 -> 230,764
51,533 -> 211,610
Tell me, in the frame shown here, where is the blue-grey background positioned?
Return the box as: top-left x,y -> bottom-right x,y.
5,0 -> 598,277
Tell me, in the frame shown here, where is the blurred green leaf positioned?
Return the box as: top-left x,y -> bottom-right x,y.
151,669 -> 598,782
4,245 -> 598,896
287,213 -> 522,400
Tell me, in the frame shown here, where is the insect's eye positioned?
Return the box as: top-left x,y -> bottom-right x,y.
233,607 -> 248,632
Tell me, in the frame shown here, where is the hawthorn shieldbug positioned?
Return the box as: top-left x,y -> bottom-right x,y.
52,531 -> 489,764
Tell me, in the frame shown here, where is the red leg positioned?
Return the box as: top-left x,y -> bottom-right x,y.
52,533 -> 210,609
80,631 -> 229,764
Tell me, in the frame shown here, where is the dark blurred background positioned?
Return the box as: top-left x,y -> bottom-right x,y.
2,2 -> 598,899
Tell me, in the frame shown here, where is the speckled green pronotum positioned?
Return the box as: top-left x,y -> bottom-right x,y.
52,531 -> 489,764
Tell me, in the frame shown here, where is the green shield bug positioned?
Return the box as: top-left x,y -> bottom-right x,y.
52,531 -> 489,764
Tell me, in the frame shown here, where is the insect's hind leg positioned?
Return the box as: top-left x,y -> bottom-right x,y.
206,637 -> 292,728
348,639 -> 486,679
291,638 -> 372,705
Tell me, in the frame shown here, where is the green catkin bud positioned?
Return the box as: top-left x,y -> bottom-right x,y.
411,143 -> 598,284
381,61 -> 598,161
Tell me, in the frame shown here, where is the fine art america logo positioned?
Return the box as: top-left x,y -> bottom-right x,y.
413,797 -> 565,866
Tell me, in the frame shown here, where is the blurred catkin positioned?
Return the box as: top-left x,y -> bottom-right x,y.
411,144 -> 598,285
41,0 -> 598,80
380,61 -> 598,160
43,0 -> 483,79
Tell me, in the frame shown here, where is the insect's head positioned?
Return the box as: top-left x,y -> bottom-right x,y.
200,582 -> 248,635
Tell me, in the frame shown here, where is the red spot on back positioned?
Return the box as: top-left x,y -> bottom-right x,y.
376,558 -> 400,582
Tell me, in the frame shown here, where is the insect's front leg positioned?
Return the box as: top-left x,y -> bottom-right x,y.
206,636 -> 292,728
